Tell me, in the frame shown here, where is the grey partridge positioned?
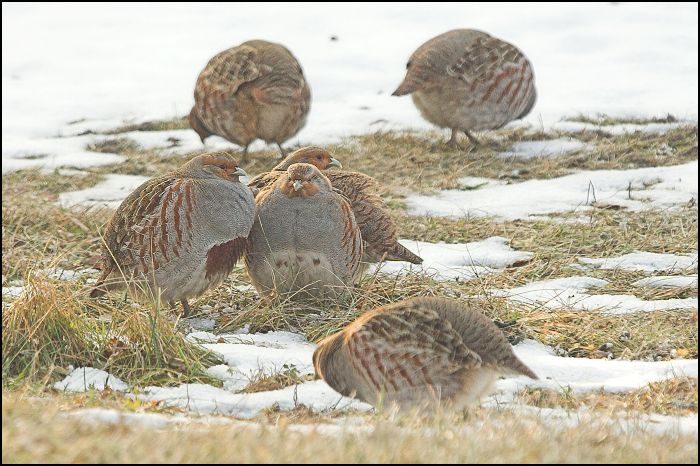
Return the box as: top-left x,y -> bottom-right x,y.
189,40 -> 311,161
244,162 -> 363,299
91,153 -> 255,316
249,146 -> 423,267
313,297 -> 537,411
393,29 -> 536,146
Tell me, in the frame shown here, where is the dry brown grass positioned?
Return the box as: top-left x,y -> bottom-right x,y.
241,367 -> 314,394
102,116 -> 190,134
2,119 -> 697,463
80,115 -> 698,198
2,125 -> 696,391
3,392 -> 697,464
516,377 -> 698,416
565,113 -> 680,126
2,275 -> 221,388
323,124 -> 698,196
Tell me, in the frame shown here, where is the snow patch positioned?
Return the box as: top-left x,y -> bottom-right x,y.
200,335 -> 316,381
116,129 -> 237,156
579,251 -> 698,273
53,367 -> 128,392
58,174 -> 149,210
502,404 -> 698,437
2,286 -> 25,298
493,276 -> 697,314
369,237 -> 533,281
499,138 -> 588,159
632,275 -> 698,288
139,380 -> 371,418
408,162 -> 698,220
501,339 -> 697,395
2,135 -> 125,174
551,120 -> 692,136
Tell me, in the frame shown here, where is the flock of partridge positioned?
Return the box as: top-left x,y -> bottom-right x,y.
91,29 -> 538,412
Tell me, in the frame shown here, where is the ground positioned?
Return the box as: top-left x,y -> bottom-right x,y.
1,116 -> 697,463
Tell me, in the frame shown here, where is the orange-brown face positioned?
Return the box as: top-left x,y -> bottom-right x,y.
279,163 -> 326,198
201,154 -> 246,181
278,146 -> 342,171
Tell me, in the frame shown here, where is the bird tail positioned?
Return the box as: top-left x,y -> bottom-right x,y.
89,285 -> 106,298
384,242 -> 423,264
504,355 -> 539,380
188,107 -> 212,143
391,76 -> 421,96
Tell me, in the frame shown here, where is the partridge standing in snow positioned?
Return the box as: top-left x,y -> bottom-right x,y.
393,29 -> 537,146
245,163 -> 363,299
313,297 -> 537,411
91,154 -> 255,316
189,40 -> 311,161
249,146 -> 423,267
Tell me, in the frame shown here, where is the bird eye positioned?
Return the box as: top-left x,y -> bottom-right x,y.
316,155 -> 322,160
406,61 -> 411,69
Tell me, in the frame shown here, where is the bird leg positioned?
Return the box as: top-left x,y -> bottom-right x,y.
240,145 -> 249,164
463,130 -> 480,146
181,299 -> 192,318
277,143 -> 287,159
446,128 -> 461,148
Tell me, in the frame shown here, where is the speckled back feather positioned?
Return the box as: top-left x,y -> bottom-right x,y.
190,40 -> 311,147
92,155 -> 255,305
314,297 -> 537,409
393,29 -> 536,132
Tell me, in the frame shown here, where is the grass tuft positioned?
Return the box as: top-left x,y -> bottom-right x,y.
2,276 -> 221,388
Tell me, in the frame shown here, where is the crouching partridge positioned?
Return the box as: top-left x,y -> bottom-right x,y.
91,153 -> 255,316
393,29 -> 537,146
245,163 -> 363,299
313,297 -> 537,412
189,40 -> 311,161
248,146 -> 423,267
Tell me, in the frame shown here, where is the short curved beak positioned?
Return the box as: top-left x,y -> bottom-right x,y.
328,157 -> 342,169
232,167 -> 247,177
293,180 -> 303,191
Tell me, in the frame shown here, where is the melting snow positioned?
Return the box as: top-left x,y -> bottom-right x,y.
499,138 -> 588,159
58,174 -> 149,210
579,251 -> 698,273
187,331 -> 318,392
200,332 -> 316,381
502,339 -> 697,394
115,129 -> 237,156
632,275 -> 698,288
551,120 -> 692,135
2,135 -> 125,174
492,276 -> 698,314
1,286 -> 25,298
407,161 -> 698,220
53,367 -> 128,392
49,329 -> 697,424
368,236 -> 533,281
139,380 -> 371,418
501,404 -> 698,437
